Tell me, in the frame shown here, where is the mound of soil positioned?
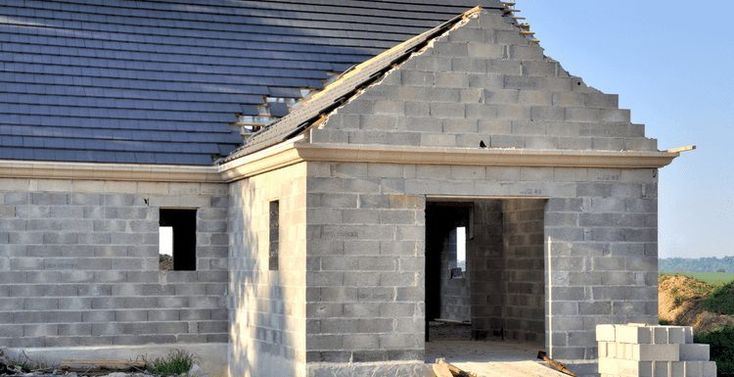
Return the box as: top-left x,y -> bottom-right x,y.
659,274 -> 734,333
159,255 -> 173,271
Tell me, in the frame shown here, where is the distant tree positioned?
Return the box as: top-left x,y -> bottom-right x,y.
659,256 -> 734,273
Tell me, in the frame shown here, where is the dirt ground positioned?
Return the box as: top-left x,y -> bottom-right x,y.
659,274 -> 734,333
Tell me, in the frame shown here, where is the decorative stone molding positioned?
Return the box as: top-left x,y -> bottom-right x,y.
0,159 -> 220,183
0,141 -> 679,183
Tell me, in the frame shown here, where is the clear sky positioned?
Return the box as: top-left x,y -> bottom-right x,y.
517,1 -> 734,258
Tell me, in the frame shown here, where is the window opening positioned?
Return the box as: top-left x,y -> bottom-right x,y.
159,209 -> 197,271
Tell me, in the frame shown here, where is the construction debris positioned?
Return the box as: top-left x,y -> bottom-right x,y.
537,351 -> 576,377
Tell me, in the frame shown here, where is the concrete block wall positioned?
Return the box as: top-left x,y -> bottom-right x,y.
467,199 -> 544,344
439,227 -> 471,322
309,9 -> 657,153
301,7 -> 661,371
468,200 -> 504,338
596,324 -> 715,377
0,178 -> 228,347
228,163 -> 308,377
304,161 -> 658,376
305,162 -> 426,368
501,199 -> 545,343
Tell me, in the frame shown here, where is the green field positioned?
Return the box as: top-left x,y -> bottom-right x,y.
662,272 -> 734,286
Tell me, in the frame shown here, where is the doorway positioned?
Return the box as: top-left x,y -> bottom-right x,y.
425,199 -> 547,360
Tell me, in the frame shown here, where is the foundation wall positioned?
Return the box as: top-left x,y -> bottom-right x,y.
0,178 -> 228,348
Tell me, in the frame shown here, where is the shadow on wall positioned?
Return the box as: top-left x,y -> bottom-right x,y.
228,178 -> 303,377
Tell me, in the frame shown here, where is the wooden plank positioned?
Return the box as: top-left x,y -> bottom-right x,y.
60,359 -> 146,371
537,351 -> 576,377
432,363 -> 453,377
451,361 -> 571,377
436,358 -> 478,377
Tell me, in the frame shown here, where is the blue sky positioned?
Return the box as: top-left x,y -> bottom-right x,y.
518,1 -> 734,258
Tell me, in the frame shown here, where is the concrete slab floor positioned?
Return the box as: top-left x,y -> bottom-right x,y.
426,340 -> 542,362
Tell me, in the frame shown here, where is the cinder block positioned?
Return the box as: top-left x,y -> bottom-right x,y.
597,324 -> 616,342
600,359 -> 653,377
679,344 -> 709,361
683,326 -> 694,344
652,361 -> 671,377
597,358 -> 617,374
653,327 -> 669,344
685,361 -> 705,377
616,324 -> 653,344
631,344 -> 680,361
665,326 -> 686,344
703,361 -> 717,377
670,361 -> 685,377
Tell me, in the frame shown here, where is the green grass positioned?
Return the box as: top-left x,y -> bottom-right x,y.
704,281 -> 734,315
145,350 -> 197,376
678,272 -> 734,286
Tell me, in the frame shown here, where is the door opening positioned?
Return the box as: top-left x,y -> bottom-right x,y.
425,199 -> 547,357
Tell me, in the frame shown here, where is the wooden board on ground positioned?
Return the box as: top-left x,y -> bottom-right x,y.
432,362 -> 453,377
449,360 -> 571,377
60,359 -> 146,371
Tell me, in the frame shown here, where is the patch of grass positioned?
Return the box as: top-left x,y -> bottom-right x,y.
695,326 -> 734,376
704,281 -> 734,315
678,272 -> 734,286
145,350 -> 197,376
673,293 -> 685,308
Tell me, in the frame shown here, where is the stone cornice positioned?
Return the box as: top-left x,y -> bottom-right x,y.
0,160 -> 220,183
218,138 -> 304,182
0,142 -> 678,183
294,143 -> 678,170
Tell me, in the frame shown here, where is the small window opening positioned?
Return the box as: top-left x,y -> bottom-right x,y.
159,209 -> 197,271
450,226 -> 467,279
269,200 -> 280,271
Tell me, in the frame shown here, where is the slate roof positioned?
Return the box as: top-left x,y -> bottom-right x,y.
0,0 -> 502,165
224,6 -> 486,162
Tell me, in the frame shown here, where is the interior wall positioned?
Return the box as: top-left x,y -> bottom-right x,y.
438,228 -> 470,322
467,200 -> 504,339
463,199 -> 545,344
501,199 -> 546,344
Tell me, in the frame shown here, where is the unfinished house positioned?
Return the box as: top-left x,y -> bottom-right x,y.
0,1 -> 681,377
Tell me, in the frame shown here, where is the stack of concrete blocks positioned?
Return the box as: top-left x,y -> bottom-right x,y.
596,324 -> 716,377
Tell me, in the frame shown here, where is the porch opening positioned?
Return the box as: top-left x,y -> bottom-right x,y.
425,199 -> 547,362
